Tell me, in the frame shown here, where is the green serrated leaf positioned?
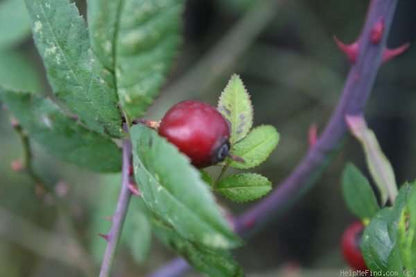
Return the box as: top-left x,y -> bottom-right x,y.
342,163 -> 380,219
25,0 -> 123,137
216,173 -> 271,203
218,74 -> 253,144
152,217 -> 243,277
0,50 -> 42,92
0,88 -> 121,172
229,125 -> 279,169
361,208 -> 403,272
87,0 -> 184,120
131,124 -> 241,249
347,115 -> 398,205
361,184 -> 412,272
0,0 -> 31,49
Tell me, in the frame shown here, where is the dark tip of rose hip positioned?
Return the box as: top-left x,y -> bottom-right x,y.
213,140 -> 230,164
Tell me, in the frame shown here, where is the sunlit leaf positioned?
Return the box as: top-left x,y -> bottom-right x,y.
229,125 -> 279,169
218,74 -> 253,144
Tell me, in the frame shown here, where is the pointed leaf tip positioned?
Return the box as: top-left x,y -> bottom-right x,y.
218,74 -> 253,144
345,114 -> 398,204
334,36 -> 359,63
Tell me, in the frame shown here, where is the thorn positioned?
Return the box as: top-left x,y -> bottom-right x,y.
308,124 -> 318,148
11,160 -> 24,172
334,36 -> 359,63
128,182 -> 141,196
244,217 -> 256,229
228,153 -> 245,163
55,181 -> 68,198
370,18 -> 385,44
99,233 -> 110,242
382,43 -> 410,63
10,117 -> 19,128
128,165 -> 134,176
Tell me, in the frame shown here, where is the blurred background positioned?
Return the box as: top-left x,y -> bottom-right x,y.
0,0 -> 415,276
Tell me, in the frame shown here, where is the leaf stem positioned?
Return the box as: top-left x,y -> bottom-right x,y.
99,133 -> 132,277
214,164 -> 229,188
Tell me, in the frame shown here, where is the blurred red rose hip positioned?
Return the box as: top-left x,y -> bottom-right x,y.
158,100 -> 230,168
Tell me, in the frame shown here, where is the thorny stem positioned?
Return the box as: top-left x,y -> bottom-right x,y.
99,133 -> 133,277
148,0 -> 401,276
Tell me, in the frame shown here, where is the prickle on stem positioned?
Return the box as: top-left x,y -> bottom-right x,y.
334,36 -> 359,63
308,123 -> 318,148
128,182 -> 141,196
11,160 -> 24,172
99,233 -> 110,242
370,19 -> 384,44
382,43 -> 410,63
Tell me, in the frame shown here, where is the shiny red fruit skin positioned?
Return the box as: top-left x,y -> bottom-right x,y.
158,100 -> 230,168
341,221 -> 368,271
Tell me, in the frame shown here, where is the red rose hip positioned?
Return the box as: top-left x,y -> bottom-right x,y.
341,221 -> 368,271
158,100 -> 231,168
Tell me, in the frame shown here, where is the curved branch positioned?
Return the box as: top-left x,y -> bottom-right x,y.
148,0 -> 400,276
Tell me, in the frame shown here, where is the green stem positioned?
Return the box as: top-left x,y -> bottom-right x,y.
214,164 -> 229,188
